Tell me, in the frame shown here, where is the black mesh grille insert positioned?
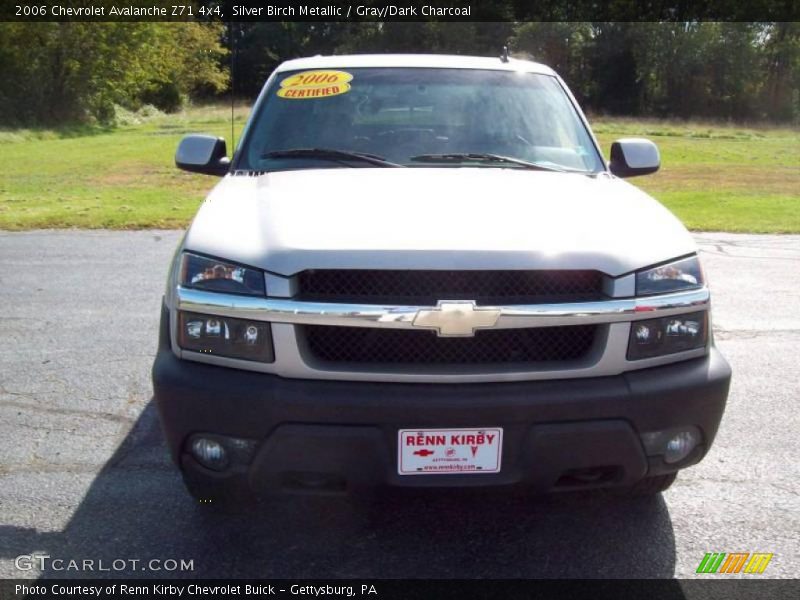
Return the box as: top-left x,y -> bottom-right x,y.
302,325 -> 597,365
296,270 -> 604,305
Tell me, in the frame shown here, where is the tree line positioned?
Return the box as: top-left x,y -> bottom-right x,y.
0,21 -> 797,126
0,22 -> 228,125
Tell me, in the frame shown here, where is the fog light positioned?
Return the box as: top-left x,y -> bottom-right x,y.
641,426 -> 702,464
178,311 -> 274,362
191,438 -> 228,471
666,318 -> 701,338
634,322 -> 659,345
664,430 -> 700,464
186,320 -> 203,339
205,319 -> 223,337
627,311 -> 707,360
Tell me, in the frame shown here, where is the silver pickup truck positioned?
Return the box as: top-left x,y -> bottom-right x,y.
152,54 -> 731,506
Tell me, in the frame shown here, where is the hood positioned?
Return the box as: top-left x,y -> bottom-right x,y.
183,168 -> 696,277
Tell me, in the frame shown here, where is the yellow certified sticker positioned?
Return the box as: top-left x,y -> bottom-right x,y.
277,70 -> 353,99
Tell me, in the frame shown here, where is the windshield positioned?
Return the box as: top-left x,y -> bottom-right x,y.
237,67 -> 605,173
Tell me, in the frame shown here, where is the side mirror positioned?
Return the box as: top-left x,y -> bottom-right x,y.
609,138 -> 660,178
175,135 -> 230,176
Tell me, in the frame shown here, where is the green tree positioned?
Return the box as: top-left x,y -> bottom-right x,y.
0,22 -> 228,125
511,22 -> 595,103
760,22 -> 800,121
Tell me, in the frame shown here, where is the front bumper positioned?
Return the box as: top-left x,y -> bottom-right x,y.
152,305 -> 731,494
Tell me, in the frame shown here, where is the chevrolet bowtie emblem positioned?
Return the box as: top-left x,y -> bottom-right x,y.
412,301 -> 501,337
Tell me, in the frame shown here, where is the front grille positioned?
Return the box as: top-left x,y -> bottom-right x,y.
296,270 -> 604,305
302,325 -> 598,365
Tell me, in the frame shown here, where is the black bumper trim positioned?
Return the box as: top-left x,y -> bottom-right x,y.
153,301 -> 731,493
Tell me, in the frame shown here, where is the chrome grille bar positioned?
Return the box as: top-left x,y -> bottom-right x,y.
177,286 -> 710,330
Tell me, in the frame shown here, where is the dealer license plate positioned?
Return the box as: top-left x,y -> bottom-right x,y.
398,428 -> 503,475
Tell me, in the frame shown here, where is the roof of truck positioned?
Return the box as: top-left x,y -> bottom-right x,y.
276,54 -> 557,76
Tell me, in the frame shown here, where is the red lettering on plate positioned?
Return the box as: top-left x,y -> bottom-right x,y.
408,434 -> 448,446
425,435 -> 445,445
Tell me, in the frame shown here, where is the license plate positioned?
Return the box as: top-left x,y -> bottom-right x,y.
398,428 -> 503,475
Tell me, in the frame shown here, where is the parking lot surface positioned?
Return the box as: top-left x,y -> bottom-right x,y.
0,230 -> 798,579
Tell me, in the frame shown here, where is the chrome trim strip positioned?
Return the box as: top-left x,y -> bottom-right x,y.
177,286 -> 710,330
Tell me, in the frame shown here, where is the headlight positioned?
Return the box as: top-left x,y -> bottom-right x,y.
180,252 -> 265,296
627,311 -> 707,360
636,255 -> 703,296
179,311 -> 274,362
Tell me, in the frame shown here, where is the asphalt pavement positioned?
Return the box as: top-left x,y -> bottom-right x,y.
0,230 -> 798,579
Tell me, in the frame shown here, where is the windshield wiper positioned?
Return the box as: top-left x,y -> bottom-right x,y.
409,153 -> 570,172
261,148 -> 404,168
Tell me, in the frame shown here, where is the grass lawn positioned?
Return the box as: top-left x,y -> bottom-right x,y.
0,106 -> 797,232
593,119 -> 799,233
